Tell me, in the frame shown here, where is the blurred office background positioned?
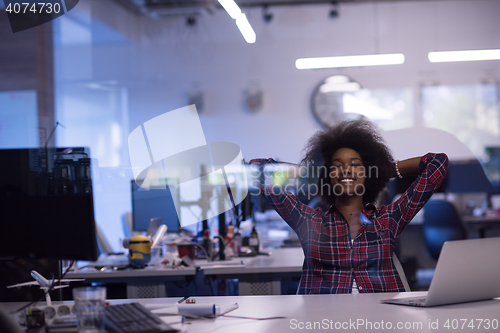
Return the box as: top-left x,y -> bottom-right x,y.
1,0 -> 500,287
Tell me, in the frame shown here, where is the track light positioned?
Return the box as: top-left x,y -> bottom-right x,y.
329,1 -> 339,19
262,4 -> 273,23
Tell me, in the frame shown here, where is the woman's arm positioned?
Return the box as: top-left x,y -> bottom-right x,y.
389,157 -> 422,178
248,158 -> 318,233
386,153 -> 449,236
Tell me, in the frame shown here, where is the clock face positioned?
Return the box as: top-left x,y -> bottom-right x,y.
311,75 -> 362,127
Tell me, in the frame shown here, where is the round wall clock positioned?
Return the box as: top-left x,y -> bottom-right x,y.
311,75 -> 362,127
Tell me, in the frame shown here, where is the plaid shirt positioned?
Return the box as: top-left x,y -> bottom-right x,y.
253,153 -> 448,294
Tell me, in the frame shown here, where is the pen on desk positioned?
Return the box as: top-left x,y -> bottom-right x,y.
177,296 -> 188,304
220,303 -> 239,316
227,303 -> 239,313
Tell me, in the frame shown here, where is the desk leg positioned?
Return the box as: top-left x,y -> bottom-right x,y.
479,228 -> 486,238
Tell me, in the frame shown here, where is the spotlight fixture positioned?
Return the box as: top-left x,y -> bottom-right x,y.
329,1 -> 339,19
186,16 -> 196,26
262,4 -> 273,23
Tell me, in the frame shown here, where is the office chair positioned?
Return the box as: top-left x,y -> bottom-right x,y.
423,199 -> 467,260
95,221 -> 114,255
122,212 -> 142,238
392,253 -> 411,292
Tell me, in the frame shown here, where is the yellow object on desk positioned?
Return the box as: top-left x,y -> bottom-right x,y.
128,235 -> 151,268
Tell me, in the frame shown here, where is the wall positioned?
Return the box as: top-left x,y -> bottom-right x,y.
51,0 -> 500,250
0,9 -> 54,147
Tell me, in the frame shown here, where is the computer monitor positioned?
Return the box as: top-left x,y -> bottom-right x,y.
131,180 -> 180,233
446,159 -> 495,193
0,147 -> 98,261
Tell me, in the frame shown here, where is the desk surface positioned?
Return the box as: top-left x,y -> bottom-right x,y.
138,293 -> 500,333
461,215 -> 500,238
462,215 -> 500,223
3,292 -> 499,333
197,247 -> 304,275
67,248 -> 304,279
67,266 -> 196,279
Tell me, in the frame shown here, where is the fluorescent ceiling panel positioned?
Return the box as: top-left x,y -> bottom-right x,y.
429,49 -> 500,63
296,53 -> 405,69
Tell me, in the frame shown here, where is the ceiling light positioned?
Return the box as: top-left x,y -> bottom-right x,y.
235,13 -> 256,44
218,0 -> 256,44
296,53 -> 405,69
428,49 -> 500,63
218,0 -> 241,19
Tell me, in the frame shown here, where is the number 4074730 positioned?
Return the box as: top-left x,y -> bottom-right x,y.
5,2 -> 62,14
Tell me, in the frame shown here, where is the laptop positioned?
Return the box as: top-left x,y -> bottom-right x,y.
146,217 -> 162,237
382,237 -> 500,307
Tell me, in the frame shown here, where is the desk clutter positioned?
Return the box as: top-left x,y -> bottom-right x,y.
9,297 -> 258,332
5,291 -> 500,333
33,302 -> 179,333
78,218 -> 267,273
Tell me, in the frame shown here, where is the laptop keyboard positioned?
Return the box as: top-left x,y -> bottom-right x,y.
104,302 -> 178,333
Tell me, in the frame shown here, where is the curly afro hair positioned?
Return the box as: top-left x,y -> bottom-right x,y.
301,119 -> 394,206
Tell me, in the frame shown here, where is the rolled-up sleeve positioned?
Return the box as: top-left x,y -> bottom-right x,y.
387,153 -> 449,237
248,158 -> 317,233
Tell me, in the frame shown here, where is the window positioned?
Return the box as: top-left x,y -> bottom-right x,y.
343,88 -> 413,131
422,84 -> 499,160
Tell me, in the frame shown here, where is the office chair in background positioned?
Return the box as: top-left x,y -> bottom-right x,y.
122,212 -> 142,238
95,221 -> 114,255
422,199 -> 467,260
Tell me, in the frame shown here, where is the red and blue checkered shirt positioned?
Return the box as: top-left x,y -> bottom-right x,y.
252,153 -> 448,294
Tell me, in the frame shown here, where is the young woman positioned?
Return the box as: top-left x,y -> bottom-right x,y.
250,120 -> 448,294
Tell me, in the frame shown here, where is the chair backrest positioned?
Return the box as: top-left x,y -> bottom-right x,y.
423,199 -> 467,260
95,221 -> 114,255
392,253 -> 411,292
123,212 -> 142,238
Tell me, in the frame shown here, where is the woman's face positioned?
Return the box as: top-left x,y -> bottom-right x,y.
330,148 -> 366,197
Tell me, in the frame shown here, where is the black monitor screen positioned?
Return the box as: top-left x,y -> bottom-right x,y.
446,159 -> 495,193
0,147 -> 98,261
131,181 -> 180,233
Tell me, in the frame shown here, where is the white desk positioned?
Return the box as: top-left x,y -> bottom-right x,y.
196,247 -> 304,295
197,247 -> 304,275
67,267 -> 196,298
3,293 -> 499,332
176,293 -> 500,333
462,215 -> 500,238
67,248 -> 304,297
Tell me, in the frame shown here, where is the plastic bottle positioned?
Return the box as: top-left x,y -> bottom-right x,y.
201,229 -> 212,260
249,224 -> 259,255
225,221 -> 235,257
227,221 -> 235,238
